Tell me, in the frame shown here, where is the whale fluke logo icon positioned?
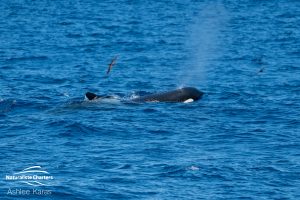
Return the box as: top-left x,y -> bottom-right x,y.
14,166 -> 49,175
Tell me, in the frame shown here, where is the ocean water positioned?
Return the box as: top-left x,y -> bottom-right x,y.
0,0 -> 300,199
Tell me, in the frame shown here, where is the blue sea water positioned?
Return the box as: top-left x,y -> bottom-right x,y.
0,0 -> 300,199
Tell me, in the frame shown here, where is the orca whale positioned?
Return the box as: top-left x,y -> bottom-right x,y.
85,87 -> 204,103
132,87 -> 203,103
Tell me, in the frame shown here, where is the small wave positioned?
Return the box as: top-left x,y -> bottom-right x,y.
89,32 -> 105,37
58,21 -> 74,26
155,164 -> 186,178
54,122 -> 102,137
126,91 -> 152,101
187,166 -> 200,171
6,56 -> 48,62
143,108 -> 157,113
128,93 -> 140,100
35,75 -> 67,84
249,166 -> 283,173
82,95 -> 122,105
0,99 -> 16,113
21,181 -> 47,186
66,33 -> 84,38
276,13 -> 297,19
118,164 -> 132,170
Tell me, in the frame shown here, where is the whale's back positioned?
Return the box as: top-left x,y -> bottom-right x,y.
133,87 -> 204,102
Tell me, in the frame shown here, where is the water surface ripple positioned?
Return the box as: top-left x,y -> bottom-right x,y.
0,0 -> 299,199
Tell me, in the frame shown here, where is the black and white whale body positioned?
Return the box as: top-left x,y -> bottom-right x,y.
132,87 -> 203,103
85,87 -> 204,103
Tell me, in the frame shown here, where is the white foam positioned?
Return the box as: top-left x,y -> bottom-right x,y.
98,98 -> 121,104
189,166 -> 200,171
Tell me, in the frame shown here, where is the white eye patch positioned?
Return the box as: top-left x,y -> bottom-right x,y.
183,98 -> 194,103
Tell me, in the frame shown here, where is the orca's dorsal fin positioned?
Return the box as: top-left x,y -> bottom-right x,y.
85,92 -> 97,100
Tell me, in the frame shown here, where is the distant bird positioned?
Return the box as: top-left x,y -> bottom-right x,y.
106,55 -> 118,75
257,66 -> 265,74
